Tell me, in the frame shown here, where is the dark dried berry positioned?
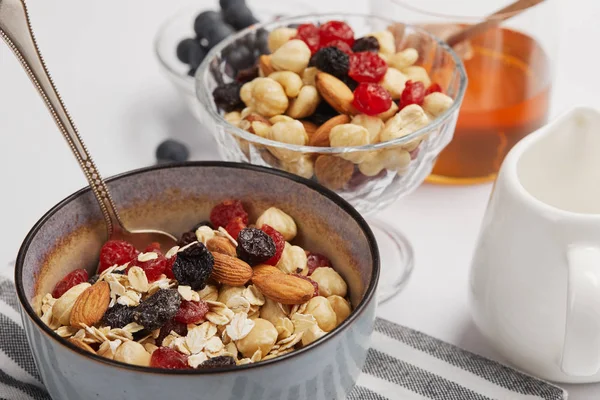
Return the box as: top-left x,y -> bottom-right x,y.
198,355 -> 237,369
236,228 -> 276,266
172,242 -> 214,290
342,75 -> 358,91
236,64 -> 259,82
178,231 -> 198,247
156,319 -> 188,346
87,274 -> 100,285
212,82 -> 244,112
132,289 -> 181,331
306,100 -> 338,125
352,36 -> 380,53
101,304 -> 135,329
312,47 -> 349,79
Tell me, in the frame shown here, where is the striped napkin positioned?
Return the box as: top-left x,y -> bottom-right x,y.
0,277 -> 566,400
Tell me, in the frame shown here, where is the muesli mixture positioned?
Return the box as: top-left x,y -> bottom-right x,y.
36,200 -> 351,369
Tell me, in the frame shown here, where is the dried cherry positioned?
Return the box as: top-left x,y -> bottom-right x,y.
137,254 -> 168,282
319,20 -> 354,47
172,242 -> 214,290
400,80 -> 426,109
52,269 -> 89,298
307,252 -> 332,275
210,200 -> 248,229
348,52 -> 387,83
324,40 -> 353,55
352,83 -> 392,115
174,300 -> 209,324
260,224 -> 285,266
150,347 -> 189,369
164,255 -> 177,279
225,216 -> 247,239
425,83 -> 443,95
294,23 -> 320,54
98,240 -> 138,274
236,228 -> 276,266
132,289 -> 181,331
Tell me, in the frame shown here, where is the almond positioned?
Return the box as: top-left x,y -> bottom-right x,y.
252,264 -> 282,280
69,281 -> 110,328
259,54 -> 275,76
252,272 -> 314,305
211,252 -> 253,286
68,337 -> 96,354
315,72 -> 356,115
309,114 -> 350,147
314,155 -> 355,190
300,120 -> 318,137
206,237 -> 237,257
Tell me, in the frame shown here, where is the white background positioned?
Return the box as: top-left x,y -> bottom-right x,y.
1,0 -> 599,398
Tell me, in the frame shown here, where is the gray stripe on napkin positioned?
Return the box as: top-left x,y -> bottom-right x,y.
0,315 -> 40,381
347,385 -> 388,400
364,349 -> 492,400
0,280 -> 19,312
0,370 -> 48,400
375,319 -> 565,400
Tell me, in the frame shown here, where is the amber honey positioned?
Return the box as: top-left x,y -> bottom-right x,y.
428,27 -> 551,184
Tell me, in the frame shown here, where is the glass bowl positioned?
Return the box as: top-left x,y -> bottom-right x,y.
195,13 -> 467,302
154,2 -> 317,121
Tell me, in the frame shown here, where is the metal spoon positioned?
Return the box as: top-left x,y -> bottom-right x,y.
0,0 -> 178,250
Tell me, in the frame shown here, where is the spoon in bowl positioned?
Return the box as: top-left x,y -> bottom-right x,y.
0,0 -> 178,250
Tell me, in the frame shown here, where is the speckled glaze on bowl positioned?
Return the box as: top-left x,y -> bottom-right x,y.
15,162 -> 379,400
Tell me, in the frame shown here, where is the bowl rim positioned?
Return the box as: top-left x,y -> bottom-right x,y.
15,161 -> 380,375
195,12 -> 468,154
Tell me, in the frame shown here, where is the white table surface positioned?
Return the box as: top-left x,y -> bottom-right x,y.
1,0 -> 599,398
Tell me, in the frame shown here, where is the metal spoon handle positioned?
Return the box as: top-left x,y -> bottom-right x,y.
0,0 -> 123,237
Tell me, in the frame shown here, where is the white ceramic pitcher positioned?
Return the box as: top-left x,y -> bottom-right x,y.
469,106 -> 600,383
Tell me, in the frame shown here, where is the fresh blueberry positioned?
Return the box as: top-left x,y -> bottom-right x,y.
187,43 -> 207,74
206,23 -> 236,48
156,139 -> 190,163
194,11 -> 224,38
223,5 -> 258,31
219,0 -> 245,10
255,28 -> 270,54
176,38 -> 198,64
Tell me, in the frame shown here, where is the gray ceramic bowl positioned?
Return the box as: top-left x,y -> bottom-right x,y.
15,162 -> 379,400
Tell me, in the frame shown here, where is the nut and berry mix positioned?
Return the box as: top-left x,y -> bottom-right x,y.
211,20 -> 455,190
37,201 -> 351,369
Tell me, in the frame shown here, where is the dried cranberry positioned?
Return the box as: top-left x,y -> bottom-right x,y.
400,80 -> 426,109
324,40 -> 353,55
294,274 -> 319,297
225,216 -> 247,240
210,200 -> 248,229
174,300 -> 209,324
144,242 -> 162,254
52,269 -> 89,298
294,23 -> 320,54
98,240 -> 138,273
352,83 -> 392,115
137,254 -> 168,282
236,228 -> 276,266
348,52 -> 387,83
260,224 -> 285,266
307,253 -> 332,275
319,20 -> 354,47
150,347 -> 189,369
164,255 -> 177,279
156,319 -> 188,346
425,83 -> 443,95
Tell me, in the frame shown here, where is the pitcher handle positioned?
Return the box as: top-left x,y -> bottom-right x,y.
561,245 -> 600,376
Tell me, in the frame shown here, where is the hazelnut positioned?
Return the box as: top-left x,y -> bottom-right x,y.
310,267 -> 348,297
268,71 -> 303,98
327,295 -> 351,326
305,296 -> 337,332
329,124 -> 370,163
271,39 -> 311,74
114,341 -> 151,367
255,207 -> 297,241
276,242 -> 308,275
267,27 -> 298,52
235,318 -> 278,358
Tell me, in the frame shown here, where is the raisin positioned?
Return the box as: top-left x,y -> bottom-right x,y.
156,319 -> 188,346
325,40 -> 353,55
197,355 -> 236,369
101,304 -> 135,328
352,36 -> 379,53
225,216 -> 247,239
312,47 -> 349,79
342,75 -> 358,91
307,253 -> 332,275
236,228 -> 276,266
52,269 -> 89,298
261,225 -> 285,266
352,83 -> 392,115
210,200 -> 249,229
399,80 -> 426,109
319,21 -> 355,47
172,242 -> 214,290
236,64 -> 259,83
348,52 -> 388,83
306,101 -> 338,125
87,274 -> 100,285
425,82 -> 443,95
132,289 -> 181,331
178,231 -> 198,247
98,240 -> 138,274
174,300 -> 209,324
294,274 -> 319,297
294,23 -> 320,54
137,254 -> 168,282
212,82 -> 244,112
150,347 -> 189,369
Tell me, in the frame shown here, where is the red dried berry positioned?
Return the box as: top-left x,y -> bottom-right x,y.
174,300 -> 209,324
348,52 -> 388,83
324,40 -> 353,55
319,20 -> 355,47
210,200 -> 248,229
52,269 -> 89,298
150,347 -> 189,369
260,224 -> 285,266
307,253 -> 332,275
295,23 -> 320,54
144,242 -> 162,254
425,83 -> 443,95
352,83 -> 392,115
164,255 -> 177,279
98,240 -> 139,274
400,80 -> 426,109
293,274 -> 319,297
226,216 -> 247,240
137,255 -> 168,282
